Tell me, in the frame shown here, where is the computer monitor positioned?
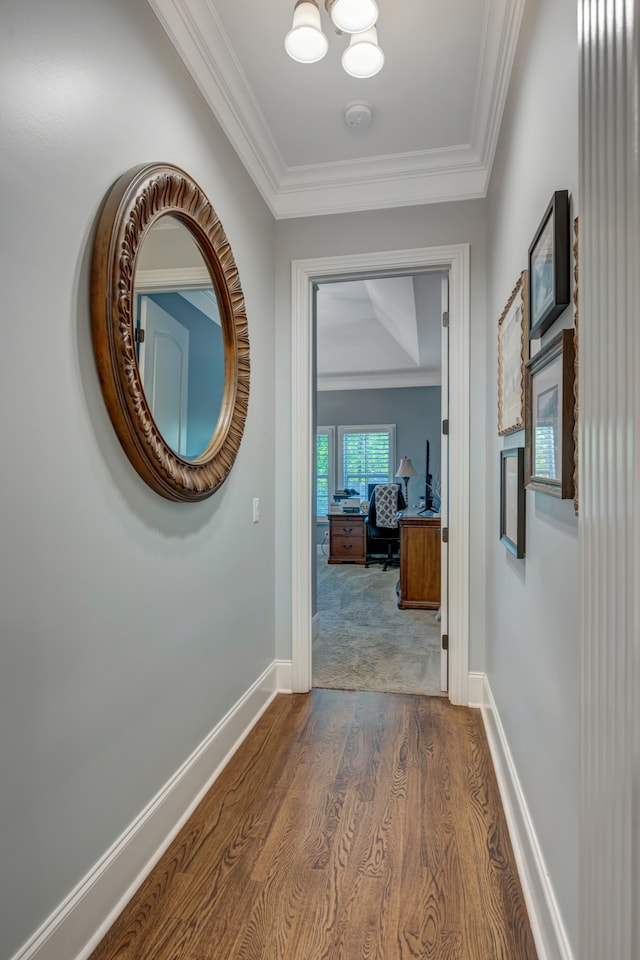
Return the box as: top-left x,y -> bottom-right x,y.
424,439 -> 432,510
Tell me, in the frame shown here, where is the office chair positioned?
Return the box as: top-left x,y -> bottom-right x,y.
365,483 -> 406,571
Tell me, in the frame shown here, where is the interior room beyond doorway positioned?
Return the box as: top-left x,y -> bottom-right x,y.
313,271 -> 446,697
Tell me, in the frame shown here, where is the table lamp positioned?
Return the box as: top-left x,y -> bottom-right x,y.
395,456 -> 417,504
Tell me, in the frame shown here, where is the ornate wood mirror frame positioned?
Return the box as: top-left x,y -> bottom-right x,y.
91,163 -> 250,501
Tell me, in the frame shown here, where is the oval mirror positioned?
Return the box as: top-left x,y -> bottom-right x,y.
91,164 -> 250,501
134,215 -> 226,461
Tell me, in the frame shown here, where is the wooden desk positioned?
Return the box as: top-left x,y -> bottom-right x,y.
397,514 -> 441,609
328,514 -> 367,564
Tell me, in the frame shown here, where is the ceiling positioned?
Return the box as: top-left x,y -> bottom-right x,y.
316,272 -> 446,390
149,0 -> 526,218
148,1 -> 525,384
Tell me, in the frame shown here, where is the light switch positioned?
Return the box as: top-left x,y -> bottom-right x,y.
252,497 -> 260,523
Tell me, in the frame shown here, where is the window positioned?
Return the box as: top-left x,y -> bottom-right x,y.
337,425 -> 396,499
316,426 -> 334,519
534,424 -> 556,477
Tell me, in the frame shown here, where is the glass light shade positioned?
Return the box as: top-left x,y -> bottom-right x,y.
285,1 -> 328,63
342,26 -> 384,78
330,0 -> 378,34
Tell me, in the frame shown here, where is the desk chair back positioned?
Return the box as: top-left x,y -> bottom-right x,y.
366,483 -> 406,570
368,483 -> 405,530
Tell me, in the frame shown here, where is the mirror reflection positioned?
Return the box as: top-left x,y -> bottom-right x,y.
134,215 -> 225,460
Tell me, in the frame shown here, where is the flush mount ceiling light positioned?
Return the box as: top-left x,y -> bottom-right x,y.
342,26 -> 384,78
329,0 -> 378,34
284,0 -> 329,64
285,0 -> 384,76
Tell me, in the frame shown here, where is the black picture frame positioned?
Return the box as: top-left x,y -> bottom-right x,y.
524,328 -> 576,498
528,190 -> 570,339
500,447 -> 526,558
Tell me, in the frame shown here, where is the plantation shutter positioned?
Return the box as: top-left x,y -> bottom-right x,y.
316,430 -> 330,516
341,429 -> 393,498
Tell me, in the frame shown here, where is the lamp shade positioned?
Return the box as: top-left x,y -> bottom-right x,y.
396,457 -> 417,479
330,0 -> 378,34
342,26 -> 384,78
285,0 -> 329,63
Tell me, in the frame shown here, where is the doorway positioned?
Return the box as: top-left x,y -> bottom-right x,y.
290,244 -> 470,706
313,271 -> 446,695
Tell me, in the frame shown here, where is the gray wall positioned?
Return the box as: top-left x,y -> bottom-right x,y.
0,1 -> 276,956
485,0 -> 579,950
317,384 -> 442,513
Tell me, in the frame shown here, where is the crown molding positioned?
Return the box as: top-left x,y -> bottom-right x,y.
148,0 -> 525,219
317,370 -> 441,391
148,0 -> 285,212
135,266 -> 211,291
275,148 -> 489,218
471,0 -> 528,173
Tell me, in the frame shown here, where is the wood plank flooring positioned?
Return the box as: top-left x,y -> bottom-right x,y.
89,690 -> 537,959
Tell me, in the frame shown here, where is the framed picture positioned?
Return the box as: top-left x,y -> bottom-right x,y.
572,216 -> 579,516
524,328 -> 576,498
498,270 -> 528,435
528,190 -> 571,339
500,447 -> 525,558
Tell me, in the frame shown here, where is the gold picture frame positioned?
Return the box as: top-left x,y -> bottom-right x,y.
498,270 -> 528,435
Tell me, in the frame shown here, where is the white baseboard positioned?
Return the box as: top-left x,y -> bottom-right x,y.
275,659 -> 293,692
477,673 -> 574,960
11,661 -> 287,960
15,665 -> 567,960
466,671 -> 484,707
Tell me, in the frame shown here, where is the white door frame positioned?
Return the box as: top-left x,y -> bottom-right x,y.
290,244 -> 470,705
439,274 -> 450,691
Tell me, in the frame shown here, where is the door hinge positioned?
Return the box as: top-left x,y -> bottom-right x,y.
442,311 -> 449,327
442,634 -> 449,651
134,327 -> 145,343
441,527 -> 449,543
442,419 -> 449,436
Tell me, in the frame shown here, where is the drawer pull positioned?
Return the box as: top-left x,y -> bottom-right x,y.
342,527 -> 353,532
342,544 -> 353,550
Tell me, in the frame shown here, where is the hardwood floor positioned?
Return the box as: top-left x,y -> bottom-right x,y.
89,690 -> 537,959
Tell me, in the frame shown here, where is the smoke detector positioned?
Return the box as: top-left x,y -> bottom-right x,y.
344,101 -> 373,132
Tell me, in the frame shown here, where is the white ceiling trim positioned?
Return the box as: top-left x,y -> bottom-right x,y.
149,0 -> 526,219
317,370 -> 441,391
280,144 -> 479,187
471,0 -> 528,173
149,0 -> 285,206
275,165 -> 489,219
274,144 -> 490,217
135,266 -> 211,290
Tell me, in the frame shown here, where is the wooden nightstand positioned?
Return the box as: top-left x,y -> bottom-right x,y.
328,514 -> 366,564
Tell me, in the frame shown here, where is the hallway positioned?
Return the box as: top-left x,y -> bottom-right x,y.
89,690 -> 536,959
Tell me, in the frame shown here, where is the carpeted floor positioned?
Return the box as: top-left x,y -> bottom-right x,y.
313,558 -> 443,696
